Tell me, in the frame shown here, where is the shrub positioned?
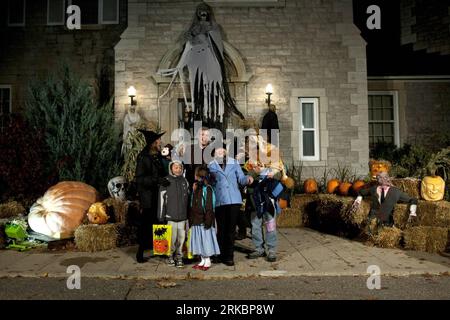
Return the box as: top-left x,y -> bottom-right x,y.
25,65 -> 121,196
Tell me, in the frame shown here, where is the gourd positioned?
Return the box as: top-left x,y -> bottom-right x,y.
338,182 -> 353,196
278,198 -> 288,209
327,179 -> 340,194
303,179 -> 318,194
352,180 -> 366,195
28,181 -> 99,239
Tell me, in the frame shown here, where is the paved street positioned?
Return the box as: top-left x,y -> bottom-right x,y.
0,228 -> 449,300
1,228 -> 449,280
0,276 -> 449,300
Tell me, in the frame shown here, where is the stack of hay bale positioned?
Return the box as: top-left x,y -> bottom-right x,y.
276,194 -> 319,228
74,199 -> 139,252
280,180 -> 450,254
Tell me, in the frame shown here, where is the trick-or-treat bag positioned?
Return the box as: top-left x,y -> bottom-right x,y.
152,224 -> 172,256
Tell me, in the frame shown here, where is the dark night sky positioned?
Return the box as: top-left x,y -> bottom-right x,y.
353,0 -> 450,76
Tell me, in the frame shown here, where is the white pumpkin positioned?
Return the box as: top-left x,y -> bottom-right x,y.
28,181 -> 100,239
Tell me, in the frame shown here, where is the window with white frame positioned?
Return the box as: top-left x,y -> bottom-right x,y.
0,86 -> 12,115
47,0 -> 65,25
67,0 -> 119,25
368,92 -> 399,149
299,98 -> 320,161
8,0 -> 26,26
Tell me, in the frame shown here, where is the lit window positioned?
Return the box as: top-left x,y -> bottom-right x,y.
299,98 -> 320,161
368,92 -> 399,149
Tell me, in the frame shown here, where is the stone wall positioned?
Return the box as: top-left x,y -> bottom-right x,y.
115,0 -> 369,178
0,0 -> 127,112
401,0 -> 450,55
368,79 -> 450,149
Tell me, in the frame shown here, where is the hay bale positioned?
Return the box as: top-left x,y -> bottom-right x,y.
393,203 -> 410,229
102,198 -> 128,224
290,194 -> 319,226
374,226 -> 403,249
0,201 -> 26,219
391,178 -> 421,199
340,198 -> 371,227
417,200 -> 450,228
404,226 -> 449,253
75,223 -> 119,252
277,208 -> 303,228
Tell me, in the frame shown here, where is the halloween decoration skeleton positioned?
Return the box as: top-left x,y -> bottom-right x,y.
108,176 -> 128,202
158,2 -> 244,129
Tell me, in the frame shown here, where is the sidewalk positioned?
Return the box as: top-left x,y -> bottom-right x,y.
0,228 -> 449,280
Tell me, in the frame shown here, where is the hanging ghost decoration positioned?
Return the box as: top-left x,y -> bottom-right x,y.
158,2 -> 244,128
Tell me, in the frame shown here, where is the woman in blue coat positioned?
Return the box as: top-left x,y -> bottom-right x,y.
208,144 -> 253,266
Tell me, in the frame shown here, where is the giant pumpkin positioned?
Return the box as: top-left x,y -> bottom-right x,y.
28,181 -> 100,239
421,175 -> 445,201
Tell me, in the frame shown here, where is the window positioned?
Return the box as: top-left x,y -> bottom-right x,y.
67,0 -> 119,25
8,0 -> 25,26
368,92 -> 399,148
0,86 -> 12,115
99,0 -> 119,24
299,98 -> 320,161
47,0 -> 65,25
69,0 -> 99,24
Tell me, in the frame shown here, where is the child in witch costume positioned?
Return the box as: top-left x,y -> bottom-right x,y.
189,166 -> 220,271
135,130 -> 170,263
158,160 -> 190,267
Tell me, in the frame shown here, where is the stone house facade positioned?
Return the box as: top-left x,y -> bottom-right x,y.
115,0 -> 370,178
0,0 -> 127,113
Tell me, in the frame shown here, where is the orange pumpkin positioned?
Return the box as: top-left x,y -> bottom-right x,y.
352,180 -> 366,195
278,198 -> 288,209
338,182 -> 353,196
327,179 -> 340,194
28,181 -> 100,239
304,179 -> 318,194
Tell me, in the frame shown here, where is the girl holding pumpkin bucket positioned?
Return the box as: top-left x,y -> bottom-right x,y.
188,166 -> 221,270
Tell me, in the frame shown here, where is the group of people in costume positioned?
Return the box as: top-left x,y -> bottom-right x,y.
134,127 -> 291,268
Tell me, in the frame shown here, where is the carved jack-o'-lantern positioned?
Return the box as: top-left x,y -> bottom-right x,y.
369,160 -> 391,179
87,202 -> 110,224
421,176 -> 445,201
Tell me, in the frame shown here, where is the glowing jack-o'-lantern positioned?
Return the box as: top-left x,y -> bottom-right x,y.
87,202 -> 110,224
421,176 -> 445,201
369,160 -> 391,180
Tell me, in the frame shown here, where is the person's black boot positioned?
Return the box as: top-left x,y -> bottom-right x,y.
136,246 -> 146,263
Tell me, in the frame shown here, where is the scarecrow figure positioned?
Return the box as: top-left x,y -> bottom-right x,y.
351,172 -> 418,231
158,2 -> 244,130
